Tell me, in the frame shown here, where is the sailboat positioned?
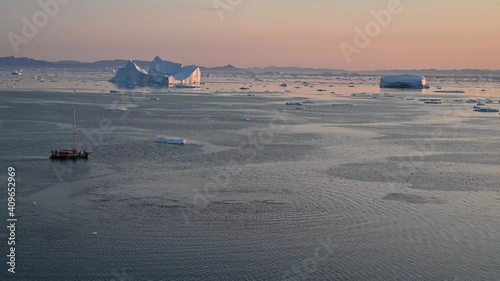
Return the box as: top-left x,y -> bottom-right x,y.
50,110 -> 91,160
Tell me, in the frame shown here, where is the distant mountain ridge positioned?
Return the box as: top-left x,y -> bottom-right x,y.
200,64 -> 249,73
0,56 -> 152,70
1,56 -> 500,77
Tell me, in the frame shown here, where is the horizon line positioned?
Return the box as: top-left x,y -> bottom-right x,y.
2,56 -> 500,72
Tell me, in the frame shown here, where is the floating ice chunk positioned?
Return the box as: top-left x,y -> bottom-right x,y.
332,103 -> 354,107
106,107 -> 127,111
380,75 -> 429,89
155,136 -> 187,145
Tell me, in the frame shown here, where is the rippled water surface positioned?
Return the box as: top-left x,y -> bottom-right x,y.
0,76 -> 500,280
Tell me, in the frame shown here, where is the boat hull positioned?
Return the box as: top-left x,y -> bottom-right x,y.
50,153 -> 90,160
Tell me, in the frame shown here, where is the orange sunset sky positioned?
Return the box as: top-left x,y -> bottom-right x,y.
1,0 -> 499,70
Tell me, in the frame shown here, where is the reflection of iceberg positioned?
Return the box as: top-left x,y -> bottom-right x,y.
380,75 -> 429,89
110,56 -> 201,87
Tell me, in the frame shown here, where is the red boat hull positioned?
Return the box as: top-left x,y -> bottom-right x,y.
50,150 -> 90,160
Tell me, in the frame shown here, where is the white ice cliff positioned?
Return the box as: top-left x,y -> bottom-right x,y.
110,57 -> 201,86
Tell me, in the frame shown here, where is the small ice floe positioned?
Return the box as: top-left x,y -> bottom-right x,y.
33,202 -> 36,205
286,102 -> 302,106
92,232 -> 97,235
110,90 -> 122,94
473,105 -> 499,113
423,99 -> 442,104
155,136 -> 187,145
434,90 -> 466,94
106,107 -> 127,111
332,103 -> 354,107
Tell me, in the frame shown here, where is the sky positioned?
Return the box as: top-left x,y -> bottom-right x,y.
0,0 -> 499,70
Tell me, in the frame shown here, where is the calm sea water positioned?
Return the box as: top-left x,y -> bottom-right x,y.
1,73 -> 500,280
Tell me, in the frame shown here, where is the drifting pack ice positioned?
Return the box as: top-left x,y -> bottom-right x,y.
110,56 -> 201,87
380,75 -> 429,89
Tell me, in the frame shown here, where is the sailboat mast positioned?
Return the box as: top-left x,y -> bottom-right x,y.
73,109 -> 76,150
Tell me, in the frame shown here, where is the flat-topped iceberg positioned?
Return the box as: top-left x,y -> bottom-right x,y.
155,136 -> 187,145
110,56 -> 201,87
380,75 -> 429,89
150,56 -> 201,85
